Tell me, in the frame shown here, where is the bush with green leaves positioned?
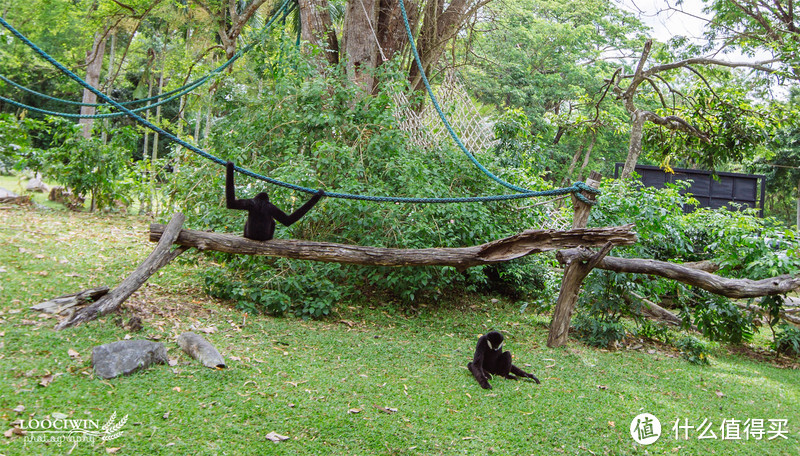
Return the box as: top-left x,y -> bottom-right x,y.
0,113 -> 44,173
21,117 -> 139,211
675,335 -> 711,365
772,324 -> 800,357
167,47 -> 557,317
572,313 -> 627,348
582,178 -> 800,345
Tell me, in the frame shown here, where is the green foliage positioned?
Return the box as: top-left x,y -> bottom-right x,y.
633,319 -> 670,342
643,80 -> 774,172
572,313 -> 627,348
675,335 -> 712,365
203,259 -> 344,319
0,113 -> 43,173
772,324 -> 800,358
693,293 -> 754,344
585,178 -> 800,344
167,48 -> 556,317
483,255 -> 559,304
23,118 -> 139,210
490,108 -> 541,168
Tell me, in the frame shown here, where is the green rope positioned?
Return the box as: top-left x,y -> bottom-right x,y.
0,8 -> 599,205
0,0 -> 293,112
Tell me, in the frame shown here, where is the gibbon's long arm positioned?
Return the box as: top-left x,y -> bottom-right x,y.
226,162 -> 253,211
272,190 -> 324,227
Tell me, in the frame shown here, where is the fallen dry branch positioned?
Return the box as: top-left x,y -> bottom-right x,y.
735,301 -> 800,326
558,248 -> 800,299
31,286 -> 110,315
149,223 -> 637,269
56,214 -> 190,330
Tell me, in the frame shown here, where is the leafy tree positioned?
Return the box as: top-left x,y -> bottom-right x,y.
704,0 -> 800,77
26,118 -> 139,211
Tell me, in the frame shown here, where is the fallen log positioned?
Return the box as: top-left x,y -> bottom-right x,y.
149,223 -> 637,269
626,291 -> 687,327
177,332 -> 227,369
558,248 -> 800,299
31,286 -> 110,314
56,213 -> 190,330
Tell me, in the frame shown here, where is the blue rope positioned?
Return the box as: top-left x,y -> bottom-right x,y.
0,0 -> 292,113
397,0 -> 529,194
0,12 -> 599,205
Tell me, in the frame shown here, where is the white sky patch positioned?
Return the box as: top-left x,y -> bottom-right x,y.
616,0 -> 711,43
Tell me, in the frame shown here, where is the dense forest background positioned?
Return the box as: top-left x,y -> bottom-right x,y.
1,1 -> 799,347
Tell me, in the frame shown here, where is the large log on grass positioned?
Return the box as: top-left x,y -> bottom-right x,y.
558,248 -> 800,299
149,223 -> 637,269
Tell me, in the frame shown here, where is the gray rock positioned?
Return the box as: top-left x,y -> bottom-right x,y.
91,340 -> 168,379
25,174 -> 49,193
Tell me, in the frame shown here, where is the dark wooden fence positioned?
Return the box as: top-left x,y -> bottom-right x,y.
615,164 -> 765,217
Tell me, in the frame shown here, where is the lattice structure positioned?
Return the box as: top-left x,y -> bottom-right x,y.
393,71 -> 572,230
393,70 -> 496,153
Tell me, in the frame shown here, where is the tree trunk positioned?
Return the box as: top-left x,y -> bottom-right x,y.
408,0 -> 471,93
299,0 -> 340,65
578,134 -> 597,181
376,0 -> 414,63
796,177 -> 799,233
79,32 -> 108,138
547,243 -> 614,348
150,222 -> 637,269
564,142 -> 585,186
343,0 -> 379,90
620,110 -> 645,179
547,173 -> 603,348
101,32 -> 116,145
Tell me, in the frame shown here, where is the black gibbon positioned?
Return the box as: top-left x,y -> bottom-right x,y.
226,161 -> 323,241
467,331 -> 540,389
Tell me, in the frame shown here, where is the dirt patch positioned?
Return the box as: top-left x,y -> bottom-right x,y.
726,344 -> 800,369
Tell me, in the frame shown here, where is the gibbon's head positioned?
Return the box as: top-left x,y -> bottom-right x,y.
254,192 -> 270,201
485,331 -> 504,351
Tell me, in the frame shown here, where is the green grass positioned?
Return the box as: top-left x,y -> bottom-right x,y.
1,207 -> 798,455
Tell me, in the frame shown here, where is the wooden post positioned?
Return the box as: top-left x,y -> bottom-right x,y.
547,171 -> 603,348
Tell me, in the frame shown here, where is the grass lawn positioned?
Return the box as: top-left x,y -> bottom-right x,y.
1,206 -> 798,455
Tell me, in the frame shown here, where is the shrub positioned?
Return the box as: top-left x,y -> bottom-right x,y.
167,46 -> 562,317
675,335 -> 711,365
584,178 -> 799,344
573,313 -> 627,348
772,324 -> 800,357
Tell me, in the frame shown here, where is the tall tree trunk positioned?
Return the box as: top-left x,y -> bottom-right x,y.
796,177 -> 799,233
343,0 -> 379,90
408,0 -> 471,93
375,0 -> 414,63
564,143 -> 585,186
299,0 -> 339,65
101,32 -> 116,145
79,32 -> 108,138
578,133 -> 597,181
620,111 -> 645,179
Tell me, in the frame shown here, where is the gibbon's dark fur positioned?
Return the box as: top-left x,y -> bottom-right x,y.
467,331 -> 540,389
226,161 -> 323,241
